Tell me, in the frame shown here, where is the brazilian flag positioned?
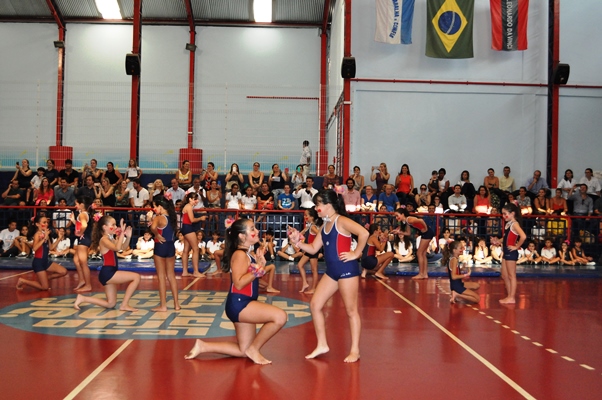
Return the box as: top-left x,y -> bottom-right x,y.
426,0 -> 474,58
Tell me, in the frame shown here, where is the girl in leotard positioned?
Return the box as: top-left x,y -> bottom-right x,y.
393,208 -> 434,280
287,189 -> 369,363
185,218 -> 287,365
296,207 -> 323,294
70,196 -> 94,292
443,240 -> 480,304
16,215 -> 67,291
180,192 -> 207,278
149,194 -> 181,312
360,223 -> 394,281
500,203 -> 526,304
74,216 -> 140,312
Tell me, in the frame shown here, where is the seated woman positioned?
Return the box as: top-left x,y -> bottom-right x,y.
14,225 -> 33,257
473,237 -> 492,264
393,231 -> 414,263
533,188 -> 551,215
34,177 -> 54,206
176,160 -> 193,191
550,188 -> 568,215
149,179 -> 166,197
349,166 -> 365,192
132,231 -> 154,260
516,187 -> 533,215
438,228 -> 454,252
322,164 -> 340,189
248,162 -> 265,194
225,163 -> 244,192
49,227 -> 71,258
361,185 -> 378,210
483,168 -> 501,210
432,195 -> 444,214
414,184 -> 431,212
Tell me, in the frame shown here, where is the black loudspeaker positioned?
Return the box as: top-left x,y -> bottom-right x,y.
341,57 -> 356,79
553,63 -> 570,84
125,53 -> 141,76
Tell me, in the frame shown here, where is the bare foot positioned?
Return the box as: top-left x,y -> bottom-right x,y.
182,272 -> 191,277
193,273 -> 206,279
119,305 -> 139,312
375,273 -> 389,281
305,289 -> 315,295
266,287 -> 280,293
151,306 -> 168,312
16,278 -> 24,290
499,297 -> 516,304
344,352 -> 360,363
411,274 -> 428,280
450,292 -> 457,304
73,294 -> 85,310
299,283 -> 309,293
207,270 -> 221,276
75,285 -> 92,293
305,346 -> 330,359
245,347 -> 272,365
74,282 -> 85,291
174,305 -> 181,311
185,339 -> 207,360
361,270 -> 367,278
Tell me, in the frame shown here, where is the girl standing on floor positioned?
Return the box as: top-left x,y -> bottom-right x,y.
74,217 -> 140,312
287,189 -> 368,363
500,203 -> 526,304
70,196 -> 94,292
180,192 -> 207,278
148,194 -> 181,312
185,218 -> 287,365
296,207 -> 323,294
393,208 -> 434,280
16,215 -> 67,291
444,240 -> 480,304
360,224 -> 394,281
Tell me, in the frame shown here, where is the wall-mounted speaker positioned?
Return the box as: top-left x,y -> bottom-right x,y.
553,63 -> 570,84
125,53 -> 141,76
341,57 -> 356,79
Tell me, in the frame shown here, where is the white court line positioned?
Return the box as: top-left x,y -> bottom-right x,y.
64,339 -> 134,400
0,271 -> 31,281
378,280 -> 536,400
183,277 -> 202,291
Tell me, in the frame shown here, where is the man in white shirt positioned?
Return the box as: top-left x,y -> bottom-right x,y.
579,168 -> 601,198
129,179 -> 150,208
448,184 -> 467,212
166,178 -> 186,205
293,177 -> 318,210
186,178 -> 206,210
0,220 -> 20,257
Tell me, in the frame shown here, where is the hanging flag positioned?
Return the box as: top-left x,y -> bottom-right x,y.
426,0 -> 474,58
375,0 -> 415,44
490,0 -> 529,51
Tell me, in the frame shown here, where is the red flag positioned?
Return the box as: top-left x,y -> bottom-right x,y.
490,0 -> 529,51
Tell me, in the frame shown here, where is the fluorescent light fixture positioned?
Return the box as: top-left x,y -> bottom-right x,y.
253,0 -> 272,23
95,0 -> 122,20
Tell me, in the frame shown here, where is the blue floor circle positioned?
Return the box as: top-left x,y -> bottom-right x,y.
0,290 -> 312,340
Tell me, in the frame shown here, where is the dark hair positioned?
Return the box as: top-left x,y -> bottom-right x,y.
438,168 -> 446,175
76,195 -> 94,212
394,230 -> 411,250
346,178 -> 355,185
306,206 -> 323,227
27,214 -> 46,240
37,167 -> 46,173
222,219 -> 253,273
477,185 -> 489,197
303,140 -> 309,146
132,178 -> 141,186
313,189 -> 347,217
368,223 -> 380,235
183,192 -> 199,207
502,202 -> 523,226
441,240 -> 462,266
399,163 -> 411,175
461,170 -> 470,180
265,229 -> 274,237
153,195 -> 177,232
488,168 -> 494,173
395,208 -> 410,218
65,159 -> 72,164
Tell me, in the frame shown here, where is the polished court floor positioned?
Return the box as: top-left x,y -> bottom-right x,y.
1,260 -> 602,400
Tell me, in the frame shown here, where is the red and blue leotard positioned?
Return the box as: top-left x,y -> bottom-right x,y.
322,216 -> 359,280
32,239 -> 49,273
225,251 -> 259,323
154,215 -> 175,258
99,249 -> 119,286
503,221 -> 519,261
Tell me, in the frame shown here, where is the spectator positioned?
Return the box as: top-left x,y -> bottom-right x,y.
300,140 -> 312,177
129,179 -> 150,209
293,177 -> 318,210
176,160 -> 193,190
101,161 -> 123,188
58,158 -> 80,187
378,184 -> 400,212
2,179 -> 25,206
277,183 -> 296,210
166,178 -> 186,205
342,178 -> 361,212
45,159 -> 60,187
499,166 -> 515,194
349,166 -> 365,192
557,169 -> 575,200
0,220 -> 20,257
53,178 -> 76,206
52,198 -> 72,229
362,186 -> 378,210
569,184 -> 593,238
268,163 -> 288,199
322,164 -> 340,189
370,163 -> 390,195
448,184 -> 467,212
579,168 -> 601,200
525,170 -> 548,199
78,175 -> 97,199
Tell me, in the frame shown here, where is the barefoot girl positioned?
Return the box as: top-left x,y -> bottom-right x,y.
185,218 -> 287,364
296,207 -> 322,294
16,215 -> 67,290
70,196 -> 93,292
74,217 -> 140,312
500,203 -> 526,304
444,240 -> 480,304
288,189 -> 369,363
180,192 -> 207,278
149,194 -> 181,312
393,208 -> 434,280
361,223 -> 394,281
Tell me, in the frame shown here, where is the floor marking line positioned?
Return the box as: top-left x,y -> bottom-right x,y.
63,339 -> 134,400
546,348 -> 558,354
532,342 -> 543,347
0,271 -> 31,281
562,356 -> 574,362
580,364 -> 594,370
377,280 -> 536,400
183,277 -> 202,291
521,336 -> 531,341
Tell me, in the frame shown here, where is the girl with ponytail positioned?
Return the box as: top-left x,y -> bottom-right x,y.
185,218 -> 287,365
393,208 -> 434,280
287,189 -> 369,363
499,202 -> 526,304
149,194 -> 181,312
70,195 -> 94,292
443,240 -> 480,304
